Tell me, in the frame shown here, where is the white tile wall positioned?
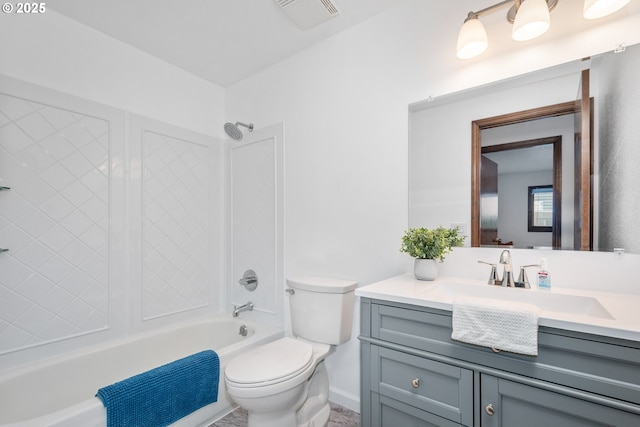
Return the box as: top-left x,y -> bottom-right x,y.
0,78 -> 220,364
0,93 -> 109,353
230,133 -> 279,315
141,130 -> 210,319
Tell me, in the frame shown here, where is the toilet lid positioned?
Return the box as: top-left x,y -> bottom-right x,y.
225,337 -> 313,385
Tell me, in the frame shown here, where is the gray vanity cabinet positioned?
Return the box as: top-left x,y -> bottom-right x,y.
359,298 -> 640,427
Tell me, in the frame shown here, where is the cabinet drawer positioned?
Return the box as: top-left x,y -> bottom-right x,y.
372,345 -> 473,426
371,392 -> 462,427
371,302 -> 452,350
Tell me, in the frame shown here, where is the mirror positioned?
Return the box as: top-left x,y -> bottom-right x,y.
409,43 -> 640,254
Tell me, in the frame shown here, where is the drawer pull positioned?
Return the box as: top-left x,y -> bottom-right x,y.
485,403 -> 495,416
491,347 -> 501,353
410,378 -> 420,388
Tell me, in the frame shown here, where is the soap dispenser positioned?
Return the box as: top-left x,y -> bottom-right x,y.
538,258 -> 551,290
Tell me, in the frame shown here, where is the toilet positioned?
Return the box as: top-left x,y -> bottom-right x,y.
224,276 -> 358,427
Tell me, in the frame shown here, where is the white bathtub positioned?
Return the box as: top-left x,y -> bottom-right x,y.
0,316 -> 283,427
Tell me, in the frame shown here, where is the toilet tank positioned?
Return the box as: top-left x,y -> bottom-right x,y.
286,276 -> 358,345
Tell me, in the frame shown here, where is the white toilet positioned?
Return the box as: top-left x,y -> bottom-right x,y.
224,276 -> 357,427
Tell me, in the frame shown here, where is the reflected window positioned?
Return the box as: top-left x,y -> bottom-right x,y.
528,185 -> 553,232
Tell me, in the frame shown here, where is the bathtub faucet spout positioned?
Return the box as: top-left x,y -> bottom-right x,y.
233,301 -> 254,317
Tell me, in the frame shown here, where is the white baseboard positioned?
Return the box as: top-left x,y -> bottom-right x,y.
329,386 -> 360,413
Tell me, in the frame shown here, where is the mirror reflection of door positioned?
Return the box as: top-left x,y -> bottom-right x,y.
480,137 -> 562,249
480,156 -> 498,245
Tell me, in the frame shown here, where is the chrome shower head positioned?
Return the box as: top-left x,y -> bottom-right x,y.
224,121 -> 254,140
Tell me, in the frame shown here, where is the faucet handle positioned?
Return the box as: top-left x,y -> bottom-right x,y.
478,261 -> 498,285
517,264 -> 541,289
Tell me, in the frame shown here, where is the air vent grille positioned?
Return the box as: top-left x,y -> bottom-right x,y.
320,0 -> 339,15
275,0 -> 341,30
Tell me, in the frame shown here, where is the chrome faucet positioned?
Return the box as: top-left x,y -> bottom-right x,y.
232,301 -> 254,317
499,249 -> 515,287
478,249 -> 516,287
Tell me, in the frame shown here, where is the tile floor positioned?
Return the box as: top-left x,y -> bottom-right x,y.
210,402 -> 360,427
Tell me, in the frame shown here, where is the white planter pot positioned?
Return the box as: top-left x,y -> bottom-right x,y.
414,258 -> 438,281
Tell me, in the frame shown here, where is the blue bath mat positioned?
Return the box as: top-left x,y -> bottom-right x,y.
96,350 -> 219,427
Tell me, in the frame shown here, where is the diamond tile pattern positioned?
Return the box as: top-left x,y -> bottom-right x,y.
0,93 -> 109,353
142,131 -> 209,319
231,138 -> 277,312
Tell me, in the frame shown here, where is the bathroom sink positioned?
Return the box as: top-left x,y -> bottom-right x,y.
420,281 -> 614,320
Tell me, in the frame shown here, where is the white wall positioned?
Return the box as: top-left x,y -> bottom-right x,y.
0,10 -> 225,137
225,0 -> 640,411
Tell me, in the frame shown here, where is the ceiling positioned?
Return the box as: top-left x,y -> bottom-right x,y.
48,0 -> 400,88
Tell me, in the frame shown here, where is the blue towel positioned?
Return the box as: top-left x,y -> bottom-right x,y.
96,350 -> 219,427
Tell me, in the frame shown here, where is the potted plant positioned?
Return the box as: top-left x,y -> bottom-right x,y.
400,226 -> 465,280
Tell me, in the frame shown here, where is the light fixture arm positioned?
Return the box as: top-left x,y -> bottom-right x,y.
463,0 -> 558,23
464,0 -> 517,22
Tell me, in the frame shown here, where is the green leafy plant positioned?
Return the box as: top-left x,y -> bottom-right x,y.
400,227 -> 465,261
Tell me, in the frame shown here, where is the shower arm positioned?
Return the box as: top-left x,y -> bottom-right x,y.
235,122 -> 254,131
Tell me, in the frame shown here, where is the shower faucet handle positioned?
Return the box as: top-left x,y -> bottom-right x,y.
238,269 -> 258,291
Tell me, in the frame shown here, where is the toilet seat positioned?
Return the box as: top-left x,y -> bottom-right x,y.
225,338 -> 314,388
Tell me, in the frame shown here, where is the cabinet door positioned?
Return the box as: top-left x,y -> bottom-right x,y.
481,375 -> 639,427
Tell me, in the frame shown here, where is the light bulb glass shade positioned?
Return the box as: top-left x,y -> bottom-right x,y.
583,0 -> 631,19
512,0 -> 551,41
456,17 -> 488,59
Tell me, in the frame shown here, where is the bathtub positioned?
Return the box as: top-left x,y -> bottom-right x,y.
0,316 -> 283,427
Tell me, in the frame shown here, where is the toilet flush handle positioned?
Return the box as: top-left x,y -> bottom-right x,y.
285,288 -> 295,295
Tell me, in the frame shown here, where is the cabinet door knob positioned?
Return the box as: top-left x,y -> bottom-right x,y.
485,403 -> 495,416
410,378 -> 420,388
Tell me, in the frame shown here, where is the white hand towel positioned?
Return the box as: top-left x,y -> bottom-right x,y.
451,295 -> 540,356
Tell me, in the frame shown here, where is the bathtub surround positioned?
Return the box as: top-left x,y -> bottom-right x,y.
0,76 -> 224,370
227,123 -> 284,328
0,77 -> 122,355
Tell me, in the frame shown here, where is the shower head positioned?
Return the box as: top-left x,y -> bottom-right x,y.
224,121 -> 254,140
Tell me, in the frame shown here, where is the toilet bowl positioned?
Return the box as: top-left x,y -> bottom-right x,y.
224,276 -> 357,427
225,337 -> 332,427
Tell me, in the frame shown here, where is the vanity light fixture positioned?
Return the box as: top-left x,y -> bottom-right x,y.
583,0 -> 631,19
456,0 -> 632,59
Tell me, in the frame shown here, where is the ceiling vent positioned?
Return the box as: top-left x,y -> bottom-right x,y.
275,0 -> 340,30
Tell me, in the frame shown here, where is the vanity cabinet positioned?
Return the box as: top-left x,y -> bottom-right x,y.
359,298 -> 640,427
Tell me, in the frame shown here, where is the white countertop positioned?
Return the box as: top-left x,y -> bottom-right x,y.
356,274 -> 640,342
